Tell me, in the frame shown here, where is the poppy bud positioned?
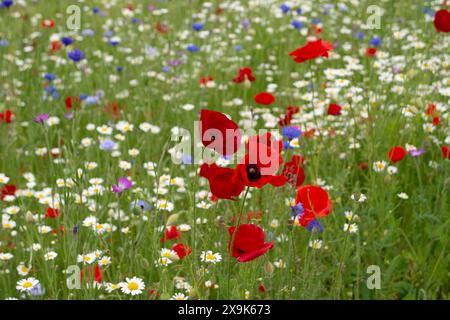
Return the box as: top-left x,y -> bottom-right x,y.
166,213 -> 180,226
263,261 -> 274,277
159,292 -> 171,300
25,211 -> 34,223
188,287 -> 200,300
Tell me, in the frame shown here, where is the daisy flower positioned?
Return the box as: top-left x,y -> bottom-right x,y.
171,292 -> 188,300
120,277 -> 145,296
200,251 -> 222,264
16,277 -> 39,292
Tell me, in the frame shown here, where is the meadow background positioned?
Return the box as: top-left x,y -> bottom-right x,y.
0,0 -> 449,300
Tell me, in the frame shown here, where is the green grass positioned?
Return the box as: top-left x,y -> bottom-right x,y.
0,0 -> 448,300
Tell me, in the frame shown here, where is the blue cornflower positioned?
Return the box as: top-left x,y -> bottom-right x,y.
61,37 -> 73,46
79,94 -> 88,100
92,7 -> 100,14
162,66 -> 170,73
296,8 -> 302,15
283,140 -> 293,150
291,203 -> 304,218
192,22 -> 204,31
29,283 -> 45,297
280,4 -> 290,14
44,85 -> 57,94
182,154 -> 193,165
130,200 -> 152,213
44,73 -> 56,82
234,45 -> 242,52
312,18 -> 321,25
291,20 -> 303,29
81,29 -> 94,37
355,31 -> 365,40
116,66 -> 123,73
306,219 -> 324,233
104,30 -> 113,38
68,49 -> 85,62
2,0 -> 13,8
131,17 -> 139,24
84,96 -> 98,105
282,126 -> 302,140
369,36 -> 381,47
0,39 -> 8,47
187,44 -> 199,53
100,139 -> 116,151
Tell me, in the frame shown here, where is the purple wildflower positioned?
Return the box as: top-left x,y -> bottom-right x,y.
112,176 -> 132,193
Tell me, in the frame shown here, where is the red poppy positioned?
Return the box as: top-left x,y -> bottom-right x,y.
442,146 -> 450,159
228,224 -> 274,263
155,22 -> 169,34
388,146 -> 407,163
237,134 -> 286,188
282,155 -> 305,187
434,9 -> 450,33
172,243 -> 192,259
289,39 -> 333,63
278,106 -> 300,127
426,103 -> 436,116
200,76 -> 214,86
199,109 -> 241,156
50,41 -> 62,52
233,67 -> 255,83
327,103 -> 342,116
258,284 -> 266,293
104,100 -> 123,120
358,162 -> 369,171
433,116 -> 440,126
366,47 -> 377,57
200,163 -> 245,200
1,184 -> 16,200
161,226 -> 181,242
295,185 -> 332,227
46,207 -> 60,218
0,109 -> 14,123
94,264 -> 102,283
65,96 -> 81,110
254,92 -> 275,105
41,19 -> 55,28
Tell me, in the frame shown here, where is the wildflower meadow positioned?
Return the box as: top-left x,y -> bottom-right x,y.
0,0 -> 449,301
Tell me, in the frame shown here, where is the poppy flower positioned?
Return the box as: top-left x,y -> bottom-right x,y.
366,47 -> 377,57
295,185 -> 332,227
442,146 -> 450,159
46,207 -> 59,218
278,106 -> 300,127
0,184 -> 16,200
65,96 -> 81,110
161,226 -> 181,242
94,265 -> 102,283
0,109 -> 13,123
434,9 -> 450,33
388,146 -> 407,163
254,92 -> 275,105
233,67 -> 256,83
199,163 -> 245,200
327,103 -> 342,115
433,116 -> 440,126
426,103 -> 437,116
199,109 -> 241,156
104,100 -> 123,120
228,224 -> 274,263
282,155 -> 305,187
289,39 -> 333,63
237,134 -> 286,188
172,243 -> 192,259
41,19 -> 55,28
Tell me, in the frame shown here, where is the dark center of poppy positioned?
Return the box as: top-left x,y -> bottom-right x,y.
245,164 -> 261,182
